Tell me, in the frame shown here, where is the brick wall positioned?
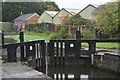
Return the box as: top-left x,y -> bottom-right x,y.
27,15 -> 39,24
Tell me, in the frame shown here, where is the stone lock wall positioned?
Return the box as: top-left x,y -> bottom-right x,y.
94,53 -> 120,73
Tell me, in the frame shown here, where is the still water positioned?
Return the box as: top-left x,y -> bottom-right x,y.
38,64 -> 119,80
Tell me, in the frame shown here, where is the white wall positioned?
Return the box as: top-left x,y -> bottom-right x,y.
53,10 -> 73,25
38,12 -> 53,23
79,6 -> 97,20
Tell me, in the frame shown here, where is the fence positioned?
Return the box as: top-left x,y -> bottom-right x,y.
48,40 -> 81,66
2,40 -> 93,68
1,31 -> 120,68
2,40 -> 46,68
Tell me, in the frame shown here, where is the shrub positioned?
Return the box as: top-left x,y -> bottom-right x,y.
25,23 -> 55,33
81,27 -> 95,40
0,22 -> 13,31
51,25 -> 72,39
25,24 -> 35,32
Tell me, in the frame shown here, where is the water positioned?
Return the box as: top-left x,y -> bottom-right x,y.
38,64 -> 119,80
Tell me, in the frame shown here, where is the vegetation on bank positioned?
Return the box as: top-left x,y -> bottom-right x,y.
2,2 -> 120,50
81,42 -> 119,49
96,2 -> 120,38
4,31 -> 54,43
4,31 -> 119,49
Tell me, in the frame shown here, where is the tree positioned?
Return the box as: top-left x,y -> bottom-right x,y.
62,14 -> 96,29
2,2 -> 59,22
96,2 -> 120,38
57,25 -> 72,39
60,14 -> 96,39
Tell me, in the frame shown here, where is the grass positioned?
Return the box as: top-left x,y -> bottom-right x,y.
81,42 -> 119,49
24,31 -> 53,42
5,31 -> 119,49
5,31 -> 54,42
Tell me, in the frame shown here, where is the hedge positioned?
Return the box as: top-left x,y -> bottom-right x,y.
0,22 -> 13,31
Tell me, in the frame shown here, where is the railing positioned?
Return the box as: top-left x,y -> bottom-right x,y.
1,31 -> 120,67
48,40 -> 81,66
48,39 -> 120,66
2,40 -> 46,68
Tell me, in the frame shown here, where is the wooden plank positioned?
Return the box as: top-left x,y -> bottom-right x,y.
7,45 -> 17,62
56,41 -> 59,66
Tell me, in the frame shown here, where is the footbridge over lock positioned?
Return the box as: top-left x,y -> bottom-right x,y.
48,39 -> 119,66
1,31 -> 119,68
1,32 -> 119,68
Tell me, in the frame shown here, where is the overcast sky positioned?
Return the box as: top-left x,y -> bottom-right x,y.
3,0 -> 117,10
51,0 -> 113,9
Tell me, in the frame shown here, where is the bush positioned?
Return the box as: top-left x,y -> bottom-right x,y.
45,31 -> 51,35
25,23 -> 55,33
51,25 -> 72,39
0,22 -> 13,31
50,33 -> 60,39
25,24 -> 35,32
82,27 -> 95,39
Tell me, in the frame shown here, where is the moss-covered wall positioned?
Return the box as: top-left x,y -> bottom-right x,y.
94,53 -> 120,73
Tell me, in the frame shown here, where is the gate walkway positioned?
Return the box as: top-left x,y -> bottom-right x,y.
2,62 -> 53,80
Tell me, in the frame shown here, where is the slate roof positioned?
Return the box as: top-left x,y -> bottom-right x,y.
63,8 -> 81,15
14,13 -> 39,21
45,11 -> 58,17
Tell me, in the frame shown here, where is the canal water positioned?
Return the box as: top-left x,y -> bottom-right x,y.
37,64 -> 119,80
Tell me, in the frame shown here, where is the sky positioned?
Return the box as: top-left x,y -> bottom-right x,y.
2,0 -> 117,10
51,0 -> 113,9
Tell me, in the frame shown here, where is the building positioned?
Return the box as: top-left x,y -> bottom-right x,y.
78,4 -> 98,20
38,11 -> 58,24
53,8 -> 81,25
14,13 -> 39,31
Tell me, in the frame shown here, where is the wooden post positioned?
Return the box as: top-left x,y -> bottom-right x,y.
19,31 -> 24,42
89,41 -> 96,53
91,54 -> 94,65
49,41 -> 54,66
76,31 -> 81,40
80,25 -> 83,33
45,42 -> 48,75
41,40 -> 46,67
88,41 -> 96,65
7,46 -> 17,62
2,32 -> 4,44
19,32 -> 25,62
56,41 -> 59,66
60,41 -> 64,66
116,54 -> 119,73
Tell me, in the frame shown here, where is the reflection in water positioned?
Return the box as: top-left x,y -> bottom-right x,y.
38,64 -> 119,80
53,74 -> 89,80
80,75 -> 89,80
